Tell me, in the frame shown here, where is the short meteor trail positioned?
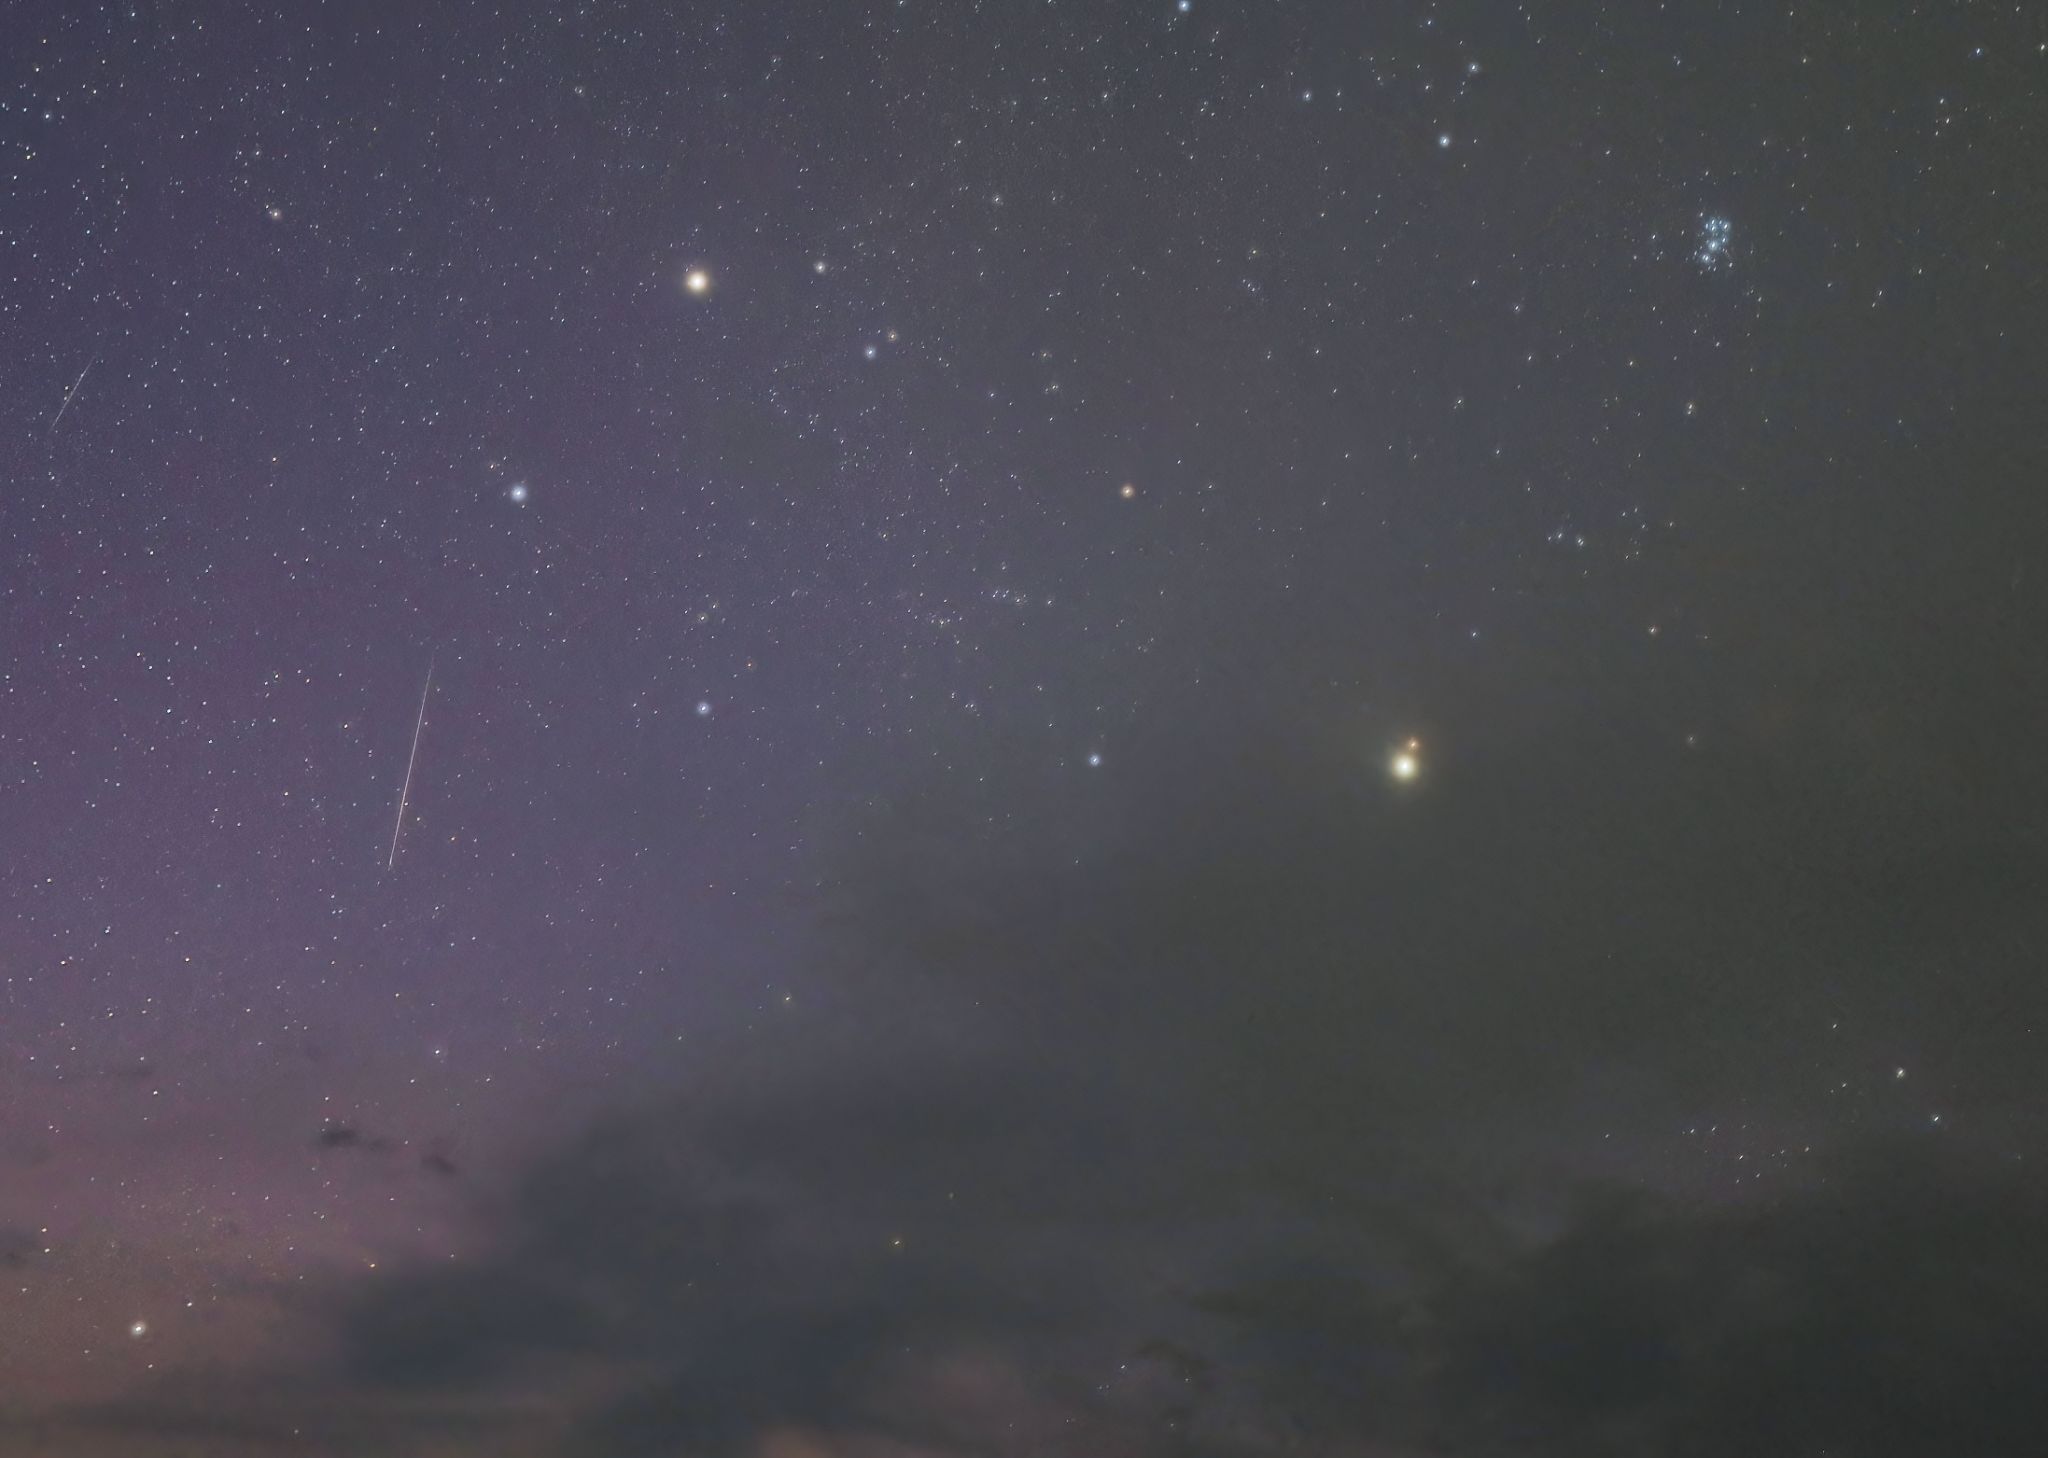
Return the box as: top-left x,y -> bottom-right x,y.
49,355 -> 96,438
387,656 -> 435,869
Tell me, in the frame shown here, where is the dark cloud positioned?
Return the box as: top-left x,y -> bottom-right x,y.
343,1264 -> 602,1392
1418,1142 -> 2048,1455
314,1124 -> 395,1154
1135,1146 -> 2048,1454
0,1390 -> 541,1458
17,1113 -> 2047,1457
179,1111 -> 2048,1458
325,1062 -> 1156,1455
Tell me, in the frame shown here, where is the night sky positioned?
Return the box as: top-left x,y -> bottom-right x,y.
4,2 -> 2047,1454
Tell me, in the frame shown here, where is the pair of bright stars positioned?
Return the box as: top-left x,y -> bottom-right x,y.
502,267 -> 707,507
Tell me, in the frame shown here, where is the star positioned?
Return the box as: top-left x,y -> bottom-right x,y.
508,482 -> 529,504
683,268 -> 712,296
1389,738 -> 1422,782
695,700 -> 713,717
1119,482 -> 1137,499
129,1320 -> 148,1339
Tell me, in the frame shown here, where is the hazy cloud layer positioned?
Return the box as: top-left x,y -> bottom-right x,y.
16,707 -> 2046,1455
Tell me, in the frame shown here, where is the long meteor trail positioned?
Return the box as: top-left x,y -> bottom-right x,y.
387,656 -> 434,869
49,355 -> 96,438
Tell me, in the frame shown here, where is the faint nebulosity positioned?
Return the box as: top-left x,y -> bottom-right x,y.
2,2 -> 2044,1454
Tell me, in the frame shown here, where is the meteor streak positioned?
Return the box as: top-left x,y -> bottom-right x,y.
49,355 -> 96,437
387,657 -> 434,869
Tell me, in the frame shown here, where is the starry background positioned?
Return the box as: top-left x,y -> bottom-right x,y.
3,2 -> 2046,1454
